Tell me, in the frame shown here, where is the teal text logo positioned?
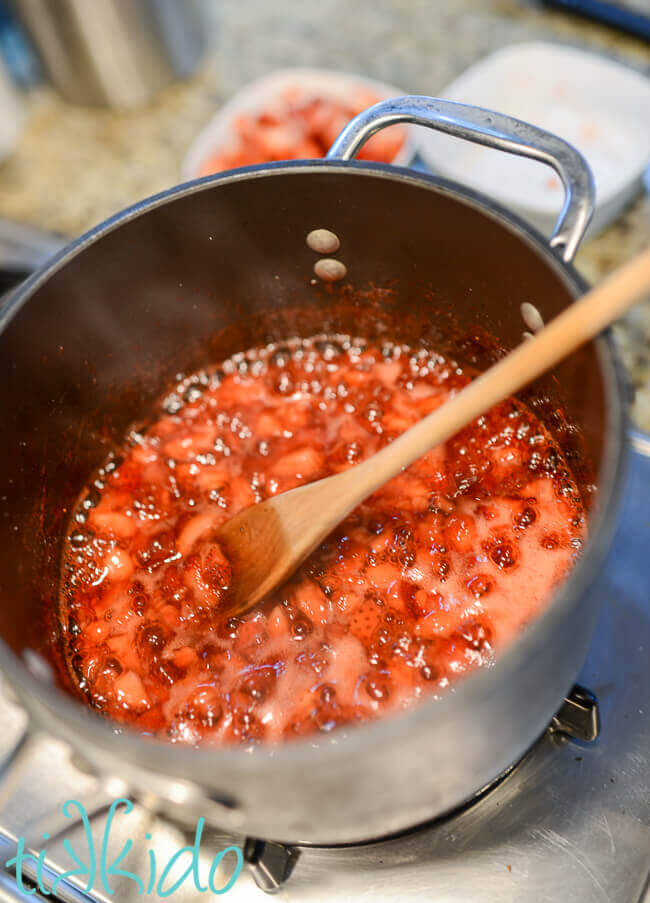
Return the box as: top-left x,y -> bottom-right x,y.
5,798 -> 243,897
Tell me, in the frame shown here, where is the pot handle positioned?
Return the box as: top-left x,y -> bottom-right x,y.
327,96 -> 595,263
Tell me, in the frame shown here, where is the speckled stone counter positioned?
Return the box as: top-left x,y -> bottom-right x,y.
0,0 -> 648,425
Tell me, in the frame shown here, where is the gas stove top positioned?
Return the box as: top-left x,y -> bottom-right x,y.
0,437 -> 647,903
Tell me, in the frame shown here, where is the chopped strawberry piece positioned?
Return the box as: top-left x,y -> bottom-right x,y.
114,670 -> 150,711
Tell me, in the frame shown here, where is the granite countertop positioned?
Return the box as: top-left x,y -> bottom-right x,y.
0,0 -> 648,427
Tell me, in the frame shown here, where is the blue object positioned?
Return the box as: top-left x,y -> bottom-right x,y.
0,0 -> 41,87
541,0 -> 650,43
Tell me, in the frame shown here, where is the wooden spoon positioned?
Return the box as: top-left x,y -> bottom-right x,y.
216,247 -> 650,616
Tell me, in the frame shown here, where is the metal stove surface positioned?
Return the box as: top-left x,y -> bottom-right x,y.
0,439 -> 647,903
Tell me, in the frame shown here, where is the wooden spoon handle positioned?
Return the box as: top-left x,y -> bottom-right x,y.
343,246 -> 650,501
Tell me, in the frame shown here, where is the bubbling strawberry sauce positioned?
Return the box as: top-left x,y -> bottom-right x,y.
59,336 -> 585,746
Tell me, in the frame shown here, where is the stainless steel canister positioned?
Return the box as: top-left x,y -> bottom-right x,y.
10,0 -> 208,108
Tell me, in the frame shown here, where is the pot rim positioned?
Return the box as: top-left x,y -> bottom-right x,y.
0,159 -> 628,779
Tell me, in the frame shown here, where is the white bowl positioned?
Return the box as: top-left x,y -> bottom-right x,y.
181,68 -> 415,180
413,42 -> 650,238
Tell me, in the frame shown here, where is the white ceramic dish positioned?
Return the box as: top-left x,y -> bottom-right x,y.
413,42 -> 650,238
181,68 -> 415,180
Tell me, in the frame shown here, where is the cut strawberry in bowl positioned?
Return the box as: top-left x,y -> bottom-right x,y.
181,68 -> 415,179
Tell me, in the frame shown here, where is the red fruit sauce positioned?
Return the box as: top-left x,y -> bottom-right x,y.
59,336 -> 586,746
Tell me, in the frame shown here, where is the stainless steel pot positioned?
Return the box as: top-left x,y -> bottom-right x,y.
0,97 -> 627,845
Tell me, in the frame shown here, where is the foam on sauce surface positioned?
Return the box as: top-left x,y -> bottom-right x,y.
59,336 -> 585,745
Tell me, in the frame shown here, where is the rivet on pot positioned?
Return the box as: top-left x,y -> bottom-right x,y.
314,258 -> 347,282
521,301 -> 544,333
306,228 -> 340,254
